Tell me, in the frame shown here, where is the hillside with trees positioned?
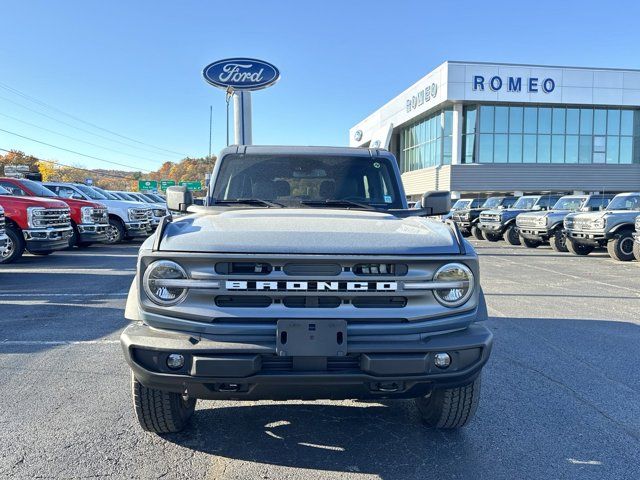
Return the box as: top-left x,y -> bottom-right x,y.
0,150 -> 215,192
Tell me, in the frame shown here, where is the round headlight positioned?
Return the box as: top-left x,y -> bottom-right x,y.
433,263 -> 474,308
143,260 -> 188,306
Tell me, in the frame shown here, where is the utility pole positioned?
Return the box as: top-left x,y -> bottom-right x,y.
208,105 -> 213,158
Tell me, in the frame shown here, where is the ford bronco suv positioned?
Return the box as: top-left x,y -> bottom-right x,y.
0,184 -> 73,263
452,196 -> 517,240
478,195 -> 561,245
564,192 -> 640,261
121,146 -> 493,433
515,194 -> 614,251
0,177 -> 109,248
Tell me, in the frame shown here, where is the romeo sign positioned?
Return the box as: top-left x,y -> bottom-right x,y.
202,58 -> 280,91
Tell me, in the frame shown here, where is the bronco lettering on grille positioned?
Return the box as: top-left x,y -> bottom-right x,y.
226,280 -> 398,292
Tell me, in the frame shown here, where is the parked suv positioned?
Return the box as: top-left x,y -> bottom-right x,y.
515,194 -> 614,251
44,183 -> 151,244
121,146 -> 493,433
452,196 -> 518,240
442,198 -> 483,221
0,178 -> 108,248
0,205 -> 8,258
0,184 -> 72,263
564,192 -> 640,261
478,195 -> 561,245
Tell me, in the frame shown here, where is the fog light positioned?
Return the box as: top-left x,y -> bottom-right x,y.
434,352 -> 451,369
166,353 -> 185,370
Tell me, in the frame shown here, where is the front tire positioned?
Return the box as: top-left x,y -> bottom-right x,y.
105,218 -> 125,244
1,227 -> 25,264
484,232 -> 501,242
606,230 -> 636,261
520,237 -> 541,248
471,225 -> 485,240
566,238 -> 594,256
415,376 -> 482,429
550,229 -> 568,252
503,225 -> 521,245
131,373 -> 196,434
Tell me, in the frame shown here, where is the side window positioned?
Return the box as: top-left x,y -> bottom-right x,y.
0,181 -> 26,196
502,197 -> 516,208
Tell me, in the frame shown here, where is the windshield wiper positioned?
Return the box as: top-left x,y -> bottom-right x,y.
213,198 -> 285,208
300,199 -> 381,210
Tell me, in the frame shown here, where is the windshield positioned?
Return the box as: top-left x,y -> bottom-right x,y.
146,193 -> 164,202
607,194 -> 640,211
76,185 -> 107,200
16,179 -> 58,197
0,185 -> 9,195
451,199 -> 471,210
482,197 -> 503,209
512,196 -> 540,210
552,196 -> 587,211
118,192 -> 140,202
130,193 -> 153,203
211,154 -> 403,209
91,186 -> 118,200
140,193 -> 160,203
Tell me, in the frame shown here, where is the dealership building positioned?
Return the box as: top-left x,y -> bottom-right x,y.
350,61 -> 640,200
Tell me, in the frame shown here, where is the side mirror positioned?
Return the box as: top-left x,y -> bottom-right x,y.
420,191 -> 451,216
166,185 -> 193,213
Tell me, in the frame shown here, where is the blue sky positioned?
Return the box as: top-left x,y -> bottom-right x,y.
1,0 -> 639,172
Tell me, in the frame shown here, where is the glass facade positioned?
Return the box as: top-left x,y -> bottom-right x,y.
399,108 -> 453,173
462,104 -> 640,164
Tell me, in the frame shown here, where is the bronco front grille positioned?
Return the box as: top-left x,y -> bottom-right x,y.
569,218 -> 598,230
515,216 -> 539,228
480,213 -> 500,223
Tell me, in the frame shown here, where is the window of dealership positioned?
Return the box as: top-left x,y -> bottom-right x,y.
399,105 -> 640,173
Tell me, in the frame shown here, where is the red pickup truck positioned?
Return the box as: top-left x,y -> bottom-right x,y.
0,184 -> 73,263
0,178 -> 108,248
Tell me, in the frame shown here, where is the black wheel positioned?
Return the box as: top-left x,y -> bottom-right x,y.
550,228 -> 568,252
471,225 -> 485,240
131,373 -> 196,434
566,238 -> 594,256
1,226 -> 25,264
484,232 -> 501,242
633,240 -> 640,261
503,225 -> 521,245
29,250 -> 53,256
415,376 -> 482,429
520,237 -> 540,248
105,218 -> 125,244
606,230 -> 635,261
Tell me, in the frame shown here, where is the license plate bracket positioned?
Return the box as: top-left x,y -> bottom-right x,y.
276,319 -> 347,357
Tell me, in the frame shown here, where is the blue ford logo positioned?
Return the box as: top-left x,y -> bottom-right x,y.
203,58 -> 280,91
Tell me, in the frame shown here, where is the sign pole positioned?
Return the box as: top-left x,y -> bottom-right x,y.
233,91 -> 252,145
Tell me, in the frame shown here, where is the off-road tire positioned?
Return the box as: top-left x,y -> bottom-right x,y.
105,218 -> 125,244
566,238 -> 594,256
416,376 -> 481,429
1,226 -> 25,264
471,225 -> 485,240
550,228 -> 568,253
484,232 -> 501,242
503,225 -> 521,245
606,230 -> 636,262
131,373 -> 196,434
520,237 -> 540,248
633,240 -> 640,261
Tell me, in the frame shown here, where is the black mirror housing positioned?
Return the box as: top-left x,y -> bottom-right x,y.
166,186 -> 193,213
420,191 -> 451,216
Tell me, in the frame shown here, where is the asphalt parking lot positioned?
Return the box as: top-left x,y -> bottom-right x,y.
1,241 -> 639,480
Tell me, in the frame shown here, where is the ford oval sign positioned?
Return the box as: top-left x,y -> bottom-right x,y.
203,58 -> 280,91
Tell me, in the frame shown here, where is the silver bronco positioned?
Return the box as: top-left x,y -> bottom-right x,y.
564,192 -> 640,261
121,146 -> 493,433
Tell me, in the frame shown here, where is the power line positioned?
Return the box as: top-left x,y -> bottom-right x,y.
0,81 -> 188,157
0,111 -> 163,166
0,128 -> 152,172
0,147 -> 138,181
0,94 -> 181,160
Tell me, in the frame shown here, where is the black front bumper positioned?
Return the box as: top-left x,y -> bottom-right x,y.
567,230 -> 608,245
78,224 -> 109,243
515,227 -> 551,241
24,227 -> 73,253
121,322 -> 493,400
477,222 -> 505,235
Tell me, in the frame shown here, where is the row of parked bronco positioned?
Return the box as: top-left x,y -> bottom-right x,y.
0,177 -> 168,264
449,192 -> 640,262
